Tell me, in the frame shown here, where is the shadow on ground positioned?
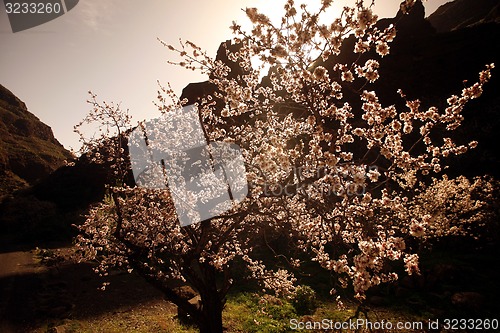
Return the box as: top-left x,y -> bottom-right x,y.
0,248 -> 176,332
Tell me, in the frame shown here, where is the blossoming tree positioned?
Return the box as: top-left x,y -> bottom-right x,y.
75,1 -> 495,332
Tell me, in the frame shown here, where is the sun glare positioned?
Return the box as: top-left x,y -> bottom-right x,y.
236,1 -> 342,78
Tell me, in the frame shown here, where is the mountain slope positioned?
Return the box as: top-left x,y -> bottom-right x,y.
0,84 -> 73,198
428,0 -> 500,32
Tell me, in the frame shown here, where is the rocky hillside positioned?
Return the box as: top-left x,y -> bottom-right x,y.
428,0 -> 500,33
0,85 -> 73,198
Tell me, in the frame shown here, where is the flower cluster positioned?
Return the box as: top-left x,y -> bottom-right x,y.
409,175 -> 498,240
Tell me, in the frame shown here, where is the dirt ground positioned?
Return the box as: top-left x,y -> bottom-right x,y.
0,241 -> 177,333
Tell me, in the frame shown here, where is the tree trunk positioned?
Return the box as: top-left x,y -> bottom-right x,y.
197,295 -> 224,333
196,261 -> 225,333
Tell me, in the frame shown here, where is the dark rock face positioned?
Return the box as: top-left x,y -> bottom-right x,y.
181,81 -> 217,105
382,0 -> 436,38
317,1 -> 500,177
213,40 -> 249,80
428,0 -> 500,33
181,39 -> 245,105
0,84 -> 73,197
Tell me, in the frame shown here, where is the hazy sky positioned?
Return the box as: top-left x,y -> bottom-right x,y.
0,0 -> 449,151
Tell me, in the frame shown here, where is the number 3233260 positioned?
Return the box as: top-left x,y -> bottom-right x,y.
5,2 -> 62,14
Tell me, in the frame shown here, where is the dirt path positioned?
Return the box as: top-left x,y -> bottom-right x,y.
0,246 -> 175,332
0,250 -> 46,333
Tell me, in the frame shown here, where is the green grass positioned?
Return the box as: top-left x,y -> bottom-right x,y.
32,291 -> 432,333
225,293 -> 297,333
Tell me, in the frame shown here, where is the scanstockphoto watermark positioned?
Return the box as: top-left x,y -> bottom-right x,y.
290,318 -> 424,331
2,0 -> 79,32
128,103 -> 379,227
290,318 -> 500,331
128,104 -> 248,227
